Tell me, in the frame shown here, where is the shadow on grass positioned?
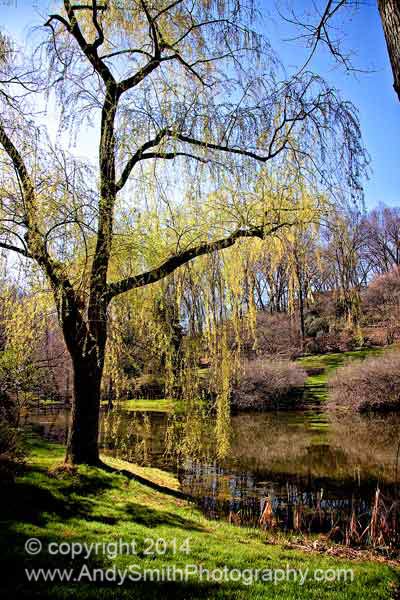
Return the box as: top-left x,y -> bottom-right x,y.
0,465 -> 116,525
1,461 -> 204,531
0,525 -> 224,600
0,458 -> 209,599
0,528 -> 225,599
121,502 -> 204,530
99,461 -> 191,501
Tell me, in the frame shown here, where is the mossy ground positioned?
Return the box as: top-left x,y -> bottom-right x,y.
1,434 -> 399,599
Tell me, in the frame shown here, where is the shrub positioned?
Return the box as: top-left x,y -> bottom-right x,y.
328,350 -> 400,413
304,330 -> 360,354
231,359 -> 307,410
361,268 -> 400,343
0,392 -> 26,482
305,315 -> 330,338
238,313 -> 302,360
363,266 -> 400,315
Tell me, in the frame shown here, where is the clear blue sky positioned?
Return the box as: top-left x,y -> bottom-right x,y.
262,0 -> 400,209
1,0 -> 399,209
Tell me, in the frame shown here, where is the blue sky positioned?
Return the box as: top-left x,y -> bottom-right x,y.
262,0 -> 400,209
1,0 -> 399,210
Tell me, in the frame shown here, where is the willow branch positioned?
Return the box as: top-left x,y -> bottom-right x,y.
106,222 -> 290,299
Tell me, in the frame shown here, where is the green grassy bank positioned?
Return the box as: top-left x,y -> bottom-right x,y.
298,346 -> 388,403
1,434 -> 398,599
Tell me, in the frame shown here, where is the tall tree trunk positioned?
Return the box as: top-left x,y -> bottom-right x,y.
378,0 -> 400,101
298,285 -> 306,348
63,82 -> 118,465
294,252 -> 306,349
65,352 -> 103,465
58,291 -> 108,466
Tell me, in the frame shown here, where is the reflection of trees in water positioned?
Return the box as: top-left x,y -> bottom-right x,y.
164,409 -> 220,465
178,457 -> 379,535
228,412 -> 400,484
26,405 -> 400,543
24,410 -> 70,445
327,414 -> 400,484
27,406 -> 400,516
27,408 -> 400,487
101,410 -> 169,466
171,410 -> 400,537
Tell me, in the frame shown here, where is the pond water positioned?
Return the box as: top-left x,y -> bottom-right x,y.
25,401 -> 400,540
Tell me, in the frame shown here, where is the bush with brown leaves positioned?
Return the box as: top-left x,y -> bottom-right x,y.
328,350 -> 400,412
231,359 -> 307,410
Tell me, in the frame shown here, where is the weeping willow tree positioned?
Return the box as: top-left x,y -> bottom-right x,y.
0,1 -> 367,465
102,170 -> 330,461
0,283 -> 58,415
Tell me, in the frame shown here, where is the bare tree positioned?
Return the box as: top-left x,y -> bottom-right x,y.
323,211 -> 365,324
361,206 -> 400,274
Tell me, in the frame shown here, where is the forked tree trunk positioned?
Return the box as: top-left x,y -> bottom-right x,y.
65,349 -> 104,466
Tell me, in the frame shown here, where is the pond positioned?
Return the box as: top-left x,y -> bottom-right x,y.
25,399 -> 400,543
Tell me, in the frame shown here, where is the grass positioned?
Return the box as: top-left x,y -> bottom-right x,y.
100,398 -> 186,413
297,347 -> 389,403
106,399 -> 175,412
1,433 -> 399,599
299,346 -> 387,381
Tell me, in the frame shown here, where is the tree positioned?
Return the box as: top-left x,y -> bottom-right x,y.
0,288 -> 62,419
378,0 -> 400,101
286,226 -> 320,348
323,211 -> 364,325
361,206 -> 400,274
0,1 -> 366,465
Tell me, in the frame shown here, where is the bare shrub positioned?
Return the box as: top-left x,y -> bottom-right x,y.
362,267 -> 400,344
363,267 -> 400,315
328,350 -> 400,413
237,313 -> 302,360
231,359 -> 307,410
304,330 -> 360,354
361,327 -> 389,347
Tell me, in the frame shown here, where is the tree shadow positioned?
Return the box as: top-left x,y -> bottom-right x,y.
1,464 -> 204,530
5,575 -> 229,600
0,467 -> 116,525
122,502 -> 205,531
0,451 -> 214,599
100,461 -> 191,501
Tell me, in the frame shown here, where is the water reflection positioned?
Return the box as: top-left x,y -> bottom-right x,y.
25,405 -> 400,539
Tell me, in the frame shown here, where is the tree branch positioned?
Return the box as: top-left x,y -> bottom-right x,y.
115,126 -> 291,193
106,222 -> 290,300
0,119 -> 82,314
0,241 -> 31,258
46,0 -> 115,86
116,129 -> 168,191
